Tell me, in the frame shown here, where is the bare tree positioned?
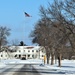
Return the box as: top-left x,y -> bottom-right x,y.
46,0 -> 75,67
30,0 -> 75,67
0,26 -> 10,52
30,17 -> 52,64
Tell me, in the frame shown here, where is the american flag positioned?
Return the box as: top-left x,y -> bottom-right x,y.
24,12 -> 31,17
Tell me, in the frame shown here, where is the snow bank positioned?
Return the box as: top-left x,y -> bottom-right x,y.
0,62 -> 6,68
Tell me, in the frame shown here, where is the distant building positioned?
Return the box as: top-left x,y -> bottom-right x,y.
0,46 -> 46,60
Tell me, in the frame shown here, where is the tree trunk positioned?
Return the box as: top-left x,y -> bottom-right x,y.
58,54 -> 62,67
47,56 -> 50,64
51,54 -> 54,65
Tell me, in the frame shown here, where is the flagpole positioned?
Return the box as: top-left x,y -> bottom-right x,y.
22,12 -> 31,59
23,11 -> 31,43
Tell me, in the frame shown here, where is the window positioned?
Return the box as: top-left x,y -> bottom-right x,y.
42,55 -> 44,57
15,54 -> 17,57
32,55 -> 34,58
19,55 -> 21,58
28,55 -> 30,57
28,50 -> 30,52
36,50 -> 38,52
5,50 -> 7,52
32,50 -> 34,52
19,50 -> 21,52
1,55 -> 3,57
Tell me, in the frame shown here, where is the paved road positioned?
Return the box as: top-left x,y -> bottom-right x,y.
0,64 -> 66,75
0,64 -> 41,75
13,64 -> 41,75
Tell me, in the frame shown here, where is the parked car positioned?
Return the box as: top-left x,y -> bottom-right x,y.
21,56 -> 26,60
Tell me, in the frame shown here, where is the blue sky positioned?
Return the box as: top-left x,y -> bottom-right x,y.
0,0 -> 53,46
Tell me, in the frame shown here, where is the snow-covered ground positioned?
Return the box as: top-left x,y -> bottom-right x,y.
0,59 -> 75,74
32,59 -> 75,74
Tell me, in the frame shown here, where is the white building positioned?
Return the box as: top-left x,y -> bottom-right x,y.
0,46 -> 46,60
